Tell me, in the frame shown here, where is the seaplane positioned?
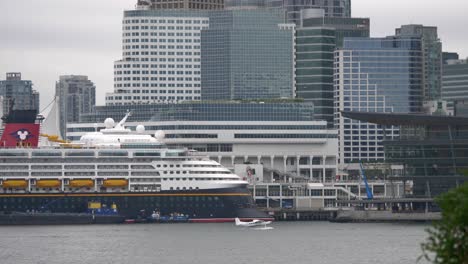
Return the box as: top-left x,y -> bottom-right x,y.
235,218 -> 273,229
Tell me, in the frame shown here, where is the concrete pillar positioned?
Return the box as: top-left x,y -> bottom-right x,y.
322,155 -> 326,182
279,184 -> 283,206
296,155 -> 300,177
283,156 -> 288,182
270,156 -> 275,181
231,156 -> 235,166
257,156 -> 262,164
309,155 -> 314,180
283,156 -> 287,171
218,156 -> 222,163
244,156 -> 248,163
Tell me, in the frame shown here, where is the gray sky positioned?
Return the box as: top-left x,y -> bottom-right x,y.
1,0 -> 467,108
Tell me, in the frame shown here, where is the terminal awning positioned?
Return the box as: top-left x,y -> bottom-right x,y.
341,111 -> 468,126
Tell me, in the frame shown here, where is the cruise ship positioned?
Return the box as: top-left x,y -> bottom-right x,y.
0,102 -> 271,223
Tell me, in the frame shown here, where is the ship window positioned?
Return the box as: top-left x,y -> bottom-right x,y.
176,165 -> 180,168
157,165 -> 161,167
170,165 -> 174,168
170,187 -> 174,190
32,152 -> 61,157
176,187 -> 180,190
176,178 -> 180,181
66,152 -> 94,157
182,178 -> 186,181
163,165 -> 167,168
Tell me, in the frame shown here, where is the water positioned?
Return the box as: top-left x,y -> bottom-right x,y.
0,222 -> 429,264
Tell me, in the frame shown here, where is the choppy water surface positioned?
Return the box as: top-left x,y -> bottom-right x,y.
0,222 -> 429,264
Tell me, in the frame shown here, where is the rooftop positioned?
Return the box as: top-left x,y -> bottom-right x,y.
341,111 -> 468,126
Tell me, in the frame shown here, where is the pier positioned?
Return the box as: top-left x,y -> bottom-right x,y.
259,208 -> 336,221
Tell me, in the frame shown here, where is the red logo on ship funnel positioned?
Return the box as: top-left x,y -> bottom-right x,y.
10,129 -> 34,141
0,124 -> 40,148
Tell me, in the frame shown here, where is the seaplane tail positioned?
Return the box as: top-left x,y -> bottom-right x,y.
235,217 -> 245,226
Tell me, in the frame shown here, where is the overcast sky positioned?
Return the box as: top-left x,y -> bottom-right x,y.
1,0 -> 467,108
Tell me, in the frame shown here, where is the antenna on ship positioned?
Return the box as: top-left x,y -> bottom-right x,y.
115,110 -> 133,130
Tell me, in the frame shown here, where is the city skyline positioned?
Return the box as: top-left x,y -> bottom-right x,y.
1,0 -> 467,108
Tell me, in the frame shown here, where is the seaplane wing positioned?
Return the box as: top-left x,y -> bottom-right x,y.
235,218 -> 272,227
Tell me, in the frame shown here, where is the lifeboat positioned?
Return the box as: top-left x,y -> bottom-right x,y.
69,179 -> 94,188
103,179 -> 128,188
36,180 -> 61,188
2,180 -> 28,189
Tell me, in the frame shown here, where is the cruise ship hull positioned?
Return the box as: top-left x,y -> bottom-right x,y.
0,188 -> 272,223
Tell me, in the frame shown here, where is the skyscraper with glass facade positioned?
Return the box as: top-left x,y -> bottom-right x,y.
224,0 -> 352,25
295,11 -> 369,124
264,0 -> 351,25
106,8 -> 295,105
334,37 -> 423,165
56,75 -> 96,138
395,25 -> 442,102
442,60 -> 468,111
0,73 -> 40,114
201,9 -> 295,100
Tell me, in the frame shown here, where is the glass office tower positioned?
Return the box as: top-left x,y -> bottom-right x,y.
295,13 -> 369,124
442,60 -> 468,103
265,0 -> 351,25
396,25 -> 442,101
334,37 -> 424,164
201,9 -> 295,100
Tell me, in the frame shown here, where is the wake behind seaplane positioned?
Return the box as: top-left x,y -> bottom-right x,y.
235,218 -> 272,228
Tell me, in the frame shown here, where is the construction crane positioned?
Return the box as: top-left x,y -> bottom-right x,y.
359,162 -> 374,200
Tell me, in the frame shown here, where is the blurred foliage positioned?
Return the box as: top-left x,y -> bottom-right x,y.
420,182 -> 468,263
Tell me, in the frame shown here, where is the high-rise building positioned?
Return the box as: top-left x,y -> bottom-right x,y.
224,0 -> 352,25
300,11 -> 369,48
56,75 -> 96,138
334,37 -> 423,165
442,59 -> 468,111
0,73 -> 40,114
137,0 -> 223,10
264,0 -> 351,25
395,25 -> 442,101
295,10 -> 369,123
106,8 -> 295,105
442,52 -> 459,65
106,10 -> 211,106
201,9 -> 295,100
